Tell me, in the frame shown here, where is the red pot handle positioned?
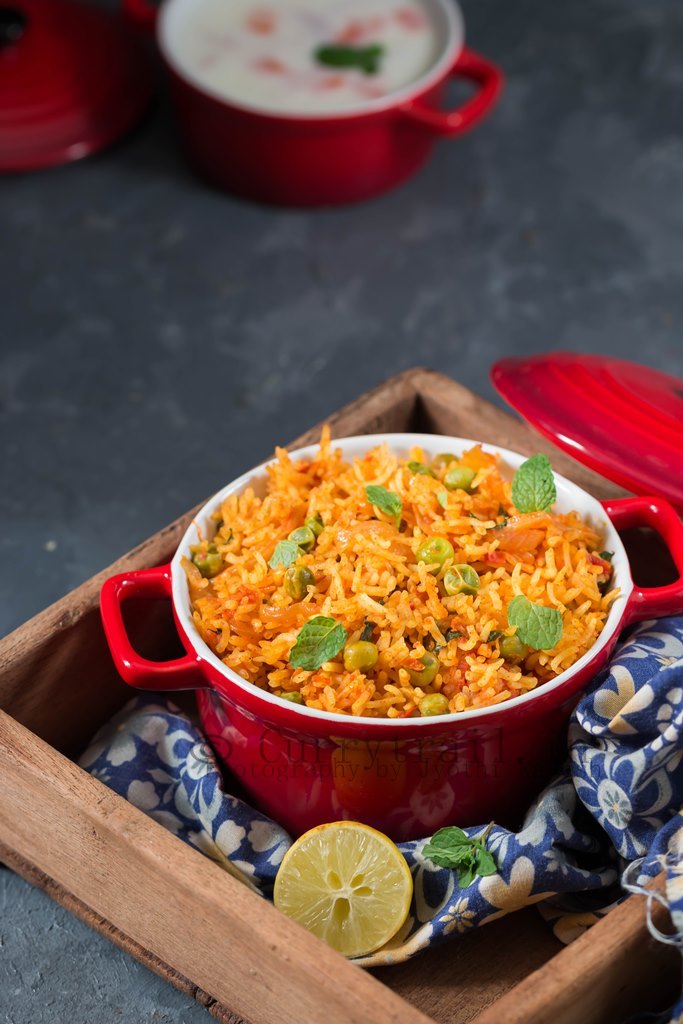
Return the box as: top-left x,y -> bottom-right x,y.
122,0 -> 158,33
399,47 -> 503,137
100,565 -> 202,690
603,496 -> 683,623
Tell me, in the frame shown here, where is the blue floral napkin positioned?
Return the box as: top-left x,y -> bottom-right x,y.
80,617 -> 683,981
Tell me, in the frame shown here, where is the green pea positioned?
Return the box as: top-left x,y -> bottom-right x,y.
444,465 -> 477,493
499,634 -> 529,662
192,545 -> 223,579
343,640 -> 379,673
408,652 -> 439,686
288,525 -> 316,552
408,461 -> 436,478
443,564 -> 480,596
280,691 -> 304,704
419,692 -> 450,716
304,512 -> 324,538
284,565 -> 315,600
433,453 -> 458,469
415,536 -> 454,573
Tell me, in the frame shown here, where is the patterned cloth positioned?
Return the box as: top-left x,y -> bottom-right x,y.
80,618 -> 683,981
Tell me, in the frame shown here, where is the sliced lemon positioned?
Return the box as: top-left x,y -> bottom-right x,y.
273,821 -> 413,958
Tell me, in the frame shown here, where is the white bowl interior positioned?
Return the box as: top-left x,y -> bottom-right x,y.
159,0 -> 464,120
172,434 -> 632,726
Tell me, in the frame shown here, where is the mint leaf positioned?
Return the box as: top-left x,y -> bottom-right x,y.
424,847 -> 473,870
423,824 -> 498,885
315,43 -> 384,75
437,490 -> 448,510
507,594 -> 563,650
511,454 -> 556,513
365,485 -> 402,526
475,847 -> 497,876
289,615 -> 347,671
269,540 -> 300,569
458,863 -> 476,888
422,828 -> 471,869
426,826 -> 470,850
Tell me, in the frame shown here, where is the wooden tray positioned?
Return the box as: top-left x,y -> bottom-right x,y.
1,369 -> 679,1024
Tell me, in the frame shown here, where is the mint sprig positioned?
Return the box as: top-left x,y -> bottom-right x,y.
365,484 -> 402,526
511,454 -> 556,513
423,823 -> 497,886
315,43 -> 384,75
507,594 -> 563,650
289,615 -> 347,671
269,540 -> 301,569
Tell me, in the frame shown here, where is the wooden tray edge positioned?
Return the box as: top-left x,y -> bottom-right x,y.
472,873 -> 679,1024
0,708 -> 433,1024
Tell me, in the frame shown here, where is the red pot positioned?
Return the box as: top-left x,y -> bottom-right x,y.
123,0 -> 503,205
100,435 -> 683,841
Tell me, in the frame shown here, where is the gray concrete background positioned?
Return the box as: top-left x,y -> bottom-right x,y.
2,0 -> 683,1020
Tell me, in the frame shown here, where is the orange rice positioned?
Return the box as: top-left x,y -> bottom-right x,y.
184,429 -> 618,718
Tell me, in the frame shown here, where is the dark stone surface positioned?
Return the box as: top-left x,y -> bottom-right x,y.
1,0 -> 683,1019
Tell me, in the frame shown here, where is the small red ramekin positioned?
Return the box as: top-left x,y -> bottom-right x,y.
123,0 -> 504,205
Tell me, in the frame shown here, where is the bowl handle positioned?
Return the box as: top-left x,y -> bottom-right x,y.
122,0 -> 158,33
100,566 -> 203,690
399,47 -> 504,137
603,496 -> 683,623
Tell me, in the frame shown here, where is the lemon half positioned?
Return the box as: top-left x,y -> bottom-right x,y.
273,821 -> 413,958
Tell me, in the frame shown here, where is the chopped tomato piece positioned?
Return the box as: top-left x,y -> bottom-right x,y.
336,15 -> 385,42
484,550 -> 507,566
358,84 -> 384,99
319,74 -> 345,90
589,552 -> 614,576
496,527 -> 545,554
247,9 -> 276,34
336,20 -> 365,43
254,56 -> 286,74
395,7 -> 426,29
459,444 -> 497,473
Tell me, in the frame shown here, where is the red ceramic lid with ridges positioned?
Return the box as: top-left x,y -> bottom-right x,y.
0,0 -> 153,172
491,352 -> 683,510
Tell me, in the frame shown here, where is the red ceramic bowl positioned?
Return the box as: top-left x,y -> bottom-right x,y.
100,434 -> 683,841
123,0 -> 503,205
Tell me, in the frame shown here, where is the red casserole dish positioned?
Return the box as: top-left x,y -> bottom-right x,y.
100,434 -> 683,841
123,0 -> 503,205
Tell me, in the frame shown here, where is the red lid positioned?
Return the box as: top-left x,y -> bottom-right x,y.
0,0 -> 153,172
491,352 -> 683,510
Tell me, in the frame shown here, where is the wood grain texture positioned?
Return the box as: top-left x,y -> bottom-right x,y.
373,910 -> 563,1023
0,841 -> 249,1024
0,368 -> 677,1024
472,873 -> 680,1024
0,710 -> 432,1024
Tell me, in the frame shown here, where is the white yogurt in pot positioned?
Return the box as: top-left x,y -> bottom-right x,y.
163,0 -> 459,115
